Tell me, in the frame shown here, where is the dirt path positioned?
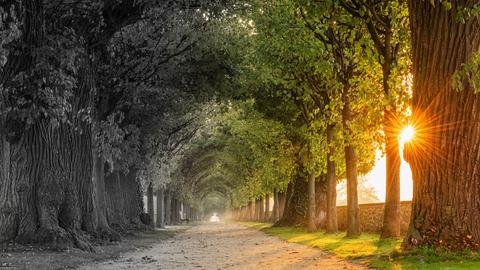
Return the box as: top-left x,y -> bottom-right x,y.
78,223 -> 368,270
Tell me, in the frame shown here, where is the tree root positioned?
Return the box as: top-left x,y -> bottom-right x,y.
96,225 -> 121,243
16,226 -> 97,252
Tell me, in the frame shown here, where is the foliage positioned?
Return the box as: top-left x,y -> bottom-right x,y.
168,100 -> 296,208
244,0 -> 383,178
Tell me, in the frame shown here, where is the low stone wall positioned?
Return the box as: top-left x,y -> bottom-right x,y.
336,201 -> 412,233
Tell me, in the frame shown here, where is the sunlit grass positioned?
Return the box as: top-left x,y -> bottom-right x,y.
240,222 -> 480,269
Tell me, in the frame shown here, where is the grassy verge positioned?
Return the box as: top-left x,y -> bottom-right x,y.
239,222 -> 480,269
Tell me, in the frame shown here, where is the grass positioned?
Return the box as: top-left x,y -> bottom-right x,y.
239,222 -> 480,269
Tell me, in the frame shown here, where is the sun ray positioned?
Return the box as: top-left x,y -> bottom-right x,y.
399,125 -> 415,145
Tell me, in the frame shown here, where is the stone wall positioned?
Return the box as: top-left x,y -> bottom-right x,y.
336,201 -> 412,233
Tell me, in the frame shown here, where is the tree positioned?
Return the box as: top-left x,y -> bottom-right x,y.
339,0 -> 411,239
403,0 -> 480,250
0,0 -> 236,248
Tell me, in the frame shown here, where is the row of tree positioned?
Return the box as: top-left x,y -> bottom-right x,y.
224,0 -> 480,251
1,0 -> 480,253
0,0 -> 235,250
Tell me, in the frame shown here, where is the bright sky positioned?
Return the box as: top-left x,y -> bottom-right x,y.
363,150 -> 413,202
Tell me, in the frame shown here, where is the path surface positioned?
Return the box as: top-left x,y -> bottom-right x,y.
78,223 -> 368,270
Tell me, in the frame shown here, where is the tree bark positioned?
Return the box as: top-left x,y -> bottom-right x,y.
342,84 -> 360,237
165,191 -> 172,225
146,182 -> 154,225
93,154 -> 117,238
248,201 -> 254,221
259,197 -> 265,222
273,190 -> 280,222
325,124 -> 338,233
177,200 -> 182,222
265,194 -> 271,221
403,0 -> 480,250
315,178 -> 327,229
105,171 -> 126,230
275,173 -> 308,227
156,187 -> 165,228
279,191 -> 287,218
307,171 -> 317,232
382,109 -> 402,238
0,1 -> 101,250
171,198 -> 177,224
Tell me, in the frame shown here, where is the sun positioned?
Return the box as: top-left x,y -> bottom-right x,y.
399,125 -> 415,144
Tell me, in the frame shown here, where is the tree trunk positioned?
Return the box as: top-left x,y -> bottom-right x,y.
326,124 -> 338,233
171,198 -> 176,224
259,197 -> 265,222
403,0 -> 480,250
315,178 -> 327,229
0,1 -> 101,250
380,21 -> 402,239
93,154 -> 117,238
275,173 -> 308,227
146,182 -> 154,225
0,135 -> 15,242
120,169 -> 143,228
381,109 -> 402,238
273,190 -> 280,222
105,171 -> 126,230
165,191 -> 172,225
174,199 -> 180,224
156,188 -> 165,228
265,194 -> 271,221
279,191 -> 287,218
176,200 -> 182,222
342,84 -> 360,237
248,201 -> 254,221
307,171 -> 317,232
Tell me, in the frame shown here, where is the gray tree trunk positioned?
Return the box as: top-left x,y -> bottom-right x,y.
146,182 -> 154,224
156,188 -> 165,228
165,191 -> 172,225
